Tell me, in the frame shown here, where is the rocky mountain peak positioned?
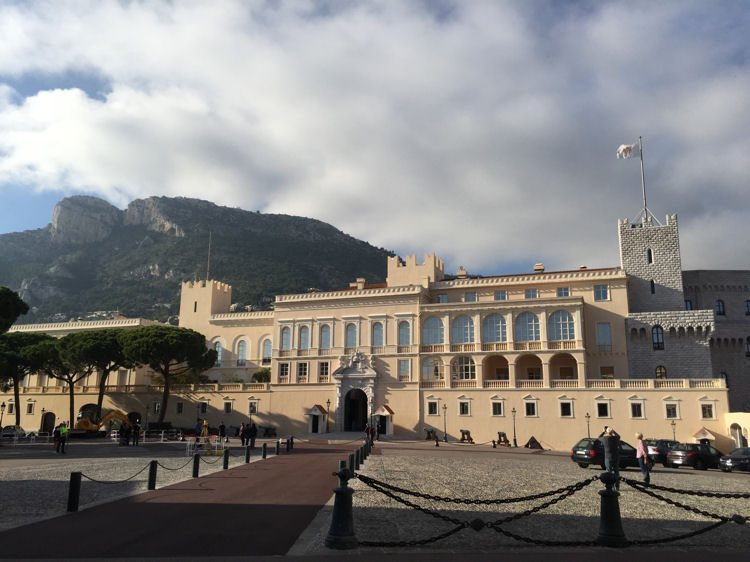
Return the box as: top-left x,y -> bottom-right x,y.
50,196 -> 123,244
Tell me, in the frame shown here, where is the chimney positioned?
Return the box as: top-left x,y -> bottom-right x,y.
533,263 -> 545,273
456,266 -> 468,279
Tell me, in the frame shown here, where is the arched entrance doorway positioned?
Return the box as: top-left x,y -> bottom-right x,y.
344,389 -> 368,431
730,423 -> 747,447
40,411 -> 55,434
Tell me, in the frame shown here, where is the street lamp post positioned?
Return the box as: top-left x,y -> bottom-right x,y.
670,419 -> 676,441
442,403 -> 448,442
585,412 -> 591,438
511,407 -> 518,447
326,399 -> 331,433
0,402 -> 5,447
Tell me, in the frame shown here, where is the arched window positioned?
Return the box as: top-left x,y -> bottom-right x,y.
345,323 -> 357,348
421,358 -> 442,380
482,314 -> 506,343
652,326 -> 664,350
655,365 -> 667,379
453,356 -> 476,379
371,322 -> 383,347
319,325 -> 331,349
451,315 -> 474,343
281,327 -> 291,350
715,300 -> 725,315
422,317 -> 444,345
398,321 -> 410,346
548,310 -> 575,341
298,326 -> 309,349
515,312 -> 540,342
237,340 -> 247,366
262,339 -> 272,364
214,342 -> 222,366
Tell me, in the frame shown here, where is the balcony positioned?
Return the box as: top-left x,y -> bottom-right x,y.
481,342 -> 509,352
483,380 -> 510,389
420,344 -> 446,353
450,344 -> 476,353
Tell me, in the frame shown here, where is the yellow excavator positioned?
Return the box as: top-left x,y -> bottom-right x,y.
75,410 -> 131,432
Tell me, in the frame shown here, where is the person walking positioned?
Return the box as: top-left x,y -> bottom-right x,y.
219,421 -> 227,443
598,426 -> 620,491
59,422 -> 69,454
53,423 -> 61,453
248,422 -> 257,449
636,432 -> 650,484
132,422 -> 141,446
239,422 -> 246,446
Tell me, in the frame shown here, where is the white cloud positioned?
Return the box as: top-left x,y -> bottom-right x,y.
0,0 -> 748,274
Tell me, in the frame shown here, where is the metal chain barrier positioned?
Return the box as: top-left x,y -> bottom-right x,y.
621,476 -> 750,499
80,462 -> 150,484
199,454 -> 221,464
355,473 -> 599,547
156,458 -> 194,471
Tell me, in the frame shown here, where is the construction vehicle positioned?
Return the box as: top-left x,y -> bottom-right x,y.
75,410 -> 131,433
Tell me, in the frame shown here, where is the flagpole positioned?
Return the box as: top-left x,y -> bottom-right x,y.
639,136 -> 647,223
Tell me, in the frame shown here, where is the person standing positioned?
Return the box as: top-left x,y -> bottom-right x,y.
132,422 -> 141,446
635,432 -> 650,484
53,423 -> 62,453
219,421 -> 227,443
59,422 -> 69,454
248,422 -> 257,449
239,422 -> 246,446
598,426 -> 620,491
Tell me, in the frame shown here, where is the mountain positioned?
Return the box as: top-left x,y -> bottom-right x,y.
0,196 -> 393,323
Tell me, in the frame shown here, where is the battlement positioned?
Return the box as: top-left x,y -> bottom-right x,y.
386,253 -> 445,288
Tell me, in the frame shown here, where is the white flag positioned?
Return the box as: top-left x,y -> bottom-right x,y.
616,142 -> 640,159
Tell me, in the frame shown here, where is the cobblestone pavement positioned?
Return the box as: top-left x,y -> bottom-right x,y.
292,441 -> 750,555
0,437 -> 272,532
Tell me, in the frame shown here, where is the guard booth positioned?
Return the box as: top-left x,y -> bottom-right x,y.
308,404 -> 328,434
373,405 -> 393,437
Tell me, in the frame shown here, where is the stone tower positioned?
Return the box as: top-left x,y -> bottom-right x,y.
618,214 -> 685,313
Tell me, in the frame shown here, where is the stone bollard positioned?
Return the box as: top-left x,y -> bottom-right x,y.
148,460 -> 158,490
223,448 -> 230,469
245,445 -> 251,463
596,471 -> 627,547
192,453 -> 200,478
262,442 -> 268,459
67,472 -> 82,512
324,467 -> 358,550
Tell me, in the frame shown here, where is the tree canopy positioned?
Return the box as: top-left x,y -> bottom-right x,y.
0,287 -> 29,334
0,331 -> 54,425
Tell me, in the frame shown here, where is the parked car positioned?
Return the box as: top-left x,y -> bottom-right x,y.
570,437 -> 645,470
719,447 -> 750,472
666,443 -> 723,470
644,438 -> 679,467
1,425 -> 27,439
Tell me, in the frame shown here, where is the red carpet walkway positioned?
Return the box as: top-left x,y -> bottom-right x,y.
0,441 -> 358,559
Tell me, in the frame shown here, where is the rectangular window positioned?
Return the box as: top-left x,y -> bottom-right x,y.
319,362 -> 329,379
279,363 -> 289,379
524,402 -> 537,417
492,402 -> 503,416
685,300 -> 693,310
465,292 -> 477,302
398,359 -> 410,377
600,366 -> 614,379
596,402 -> 610,418
248,400 -> 258,414
525,289 -> 538,299
297,362 -> 308,380
559,401 -> 573,417
224,402 -> 232,414
437,294 -> 448,303
26,402 -> 34,415
427,401 -> 438,416
7,403 -> 14,414
701,404 -> 714,419
665,403 -> 679,419
630,402 -> 643,418
597,323 -> 612,352
153,402 -> 161,414
494,290 -> 507,301
200,402 -> 208,414
557,287 -> 570,297
459,401 -> 471,416
176,402 -> 184,415
594,285 -> 609,301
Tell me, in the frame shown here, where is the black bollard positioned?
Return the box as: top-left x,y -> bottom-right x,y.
245,445 -> 251,463
596,471 -> 627,547
262,442 -> 268,459
286,438 -> 290,453
435,436 -> 440,447
337,460 -> 347,486
325,467 -> 358,549
67,471 -> 82,512
275,440 -> 280,456
223,448 -> 230,469
147,460 -> 158,490
354,448 -> 360,470
492,440 -> 496,448
290,435 -> 294,450
192,453 -> 200,478
348,452 -> 355,473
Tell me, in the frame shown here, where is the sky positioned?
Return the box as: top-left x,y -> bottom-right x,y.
0,1 -> 748,277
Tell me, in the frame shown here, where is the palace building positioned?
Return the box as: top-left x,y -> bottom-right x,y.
4,213 -> 749,451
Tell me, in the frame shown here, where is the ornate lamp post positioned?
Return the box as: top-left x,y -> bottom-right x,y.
511,407 -> 518,447
442,403 -> 448,442
0,402 -> 5,446
326,399 -> 331,433
670,419 -> 676,441
585,412 -> 591,438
